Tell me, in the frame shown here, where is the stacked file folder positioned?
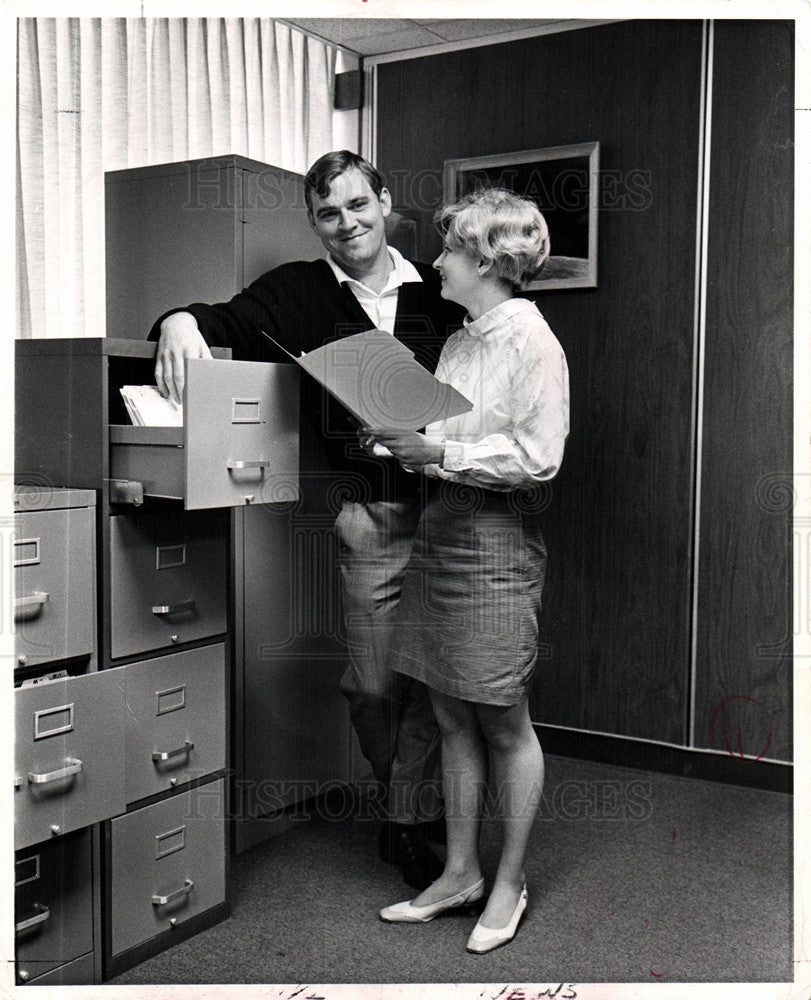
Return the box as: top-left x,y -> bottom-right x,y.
120,386 -> 183,427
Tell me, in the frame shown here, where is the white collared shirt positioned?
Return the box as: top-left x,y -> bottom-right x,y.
327,246 -> 422,334
422,297 -> 570,489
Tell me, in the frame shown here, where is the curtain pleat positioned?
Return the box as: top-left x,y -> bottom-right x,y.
186,19 -> 212,156
36,21 -> 59,337
17,19 -> 41,339
126,19 -> 147,167
243,19 -> 263,161
16,17 -> 340,339
168,19 -> 189,161
79,18 -> 103,339
260,20 -> 282,168
225,20 -> 248,155
100,20 -> 128,168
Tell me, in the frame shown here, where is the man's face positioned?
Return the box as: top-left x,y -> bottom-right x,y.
308,167 -> 391,276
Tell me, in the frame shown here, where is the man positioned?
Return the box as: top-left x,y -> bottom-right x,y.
152,150 -> 464,889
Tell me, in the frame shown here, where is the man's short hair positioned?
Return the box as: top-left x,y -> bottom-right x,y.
435,187 -> 551,291
304,150 -> 386,213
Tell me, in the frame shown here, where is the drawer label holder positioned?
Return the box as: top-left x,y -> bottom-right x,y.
155,825 -> 186,859
33,703 -> 74,740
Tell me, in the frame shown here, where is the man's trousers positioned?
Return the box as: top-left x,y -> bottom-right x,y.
336,499 -> 443,825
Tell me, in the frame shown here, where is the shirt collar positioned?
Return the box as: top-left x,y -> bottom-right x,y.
462,297 -> 538,338
327,246 -> 422,293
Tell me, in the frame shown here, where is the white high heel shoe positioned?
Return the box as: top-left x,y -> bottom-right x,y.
379,877 -> 485,923
466,883 -> 528,953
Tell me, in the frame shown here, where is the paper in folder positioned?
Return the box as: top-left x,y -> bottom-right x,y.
261,328 -> 473,429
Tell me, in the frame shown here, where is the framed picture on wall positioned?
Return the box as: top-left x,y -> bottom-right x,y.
443,141 -> 600,291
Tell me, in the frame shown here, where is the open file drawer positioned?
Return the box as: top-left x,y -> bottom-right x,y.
13,492 -> 96,669
109,358 -> 299,509
15,669 -> 126,850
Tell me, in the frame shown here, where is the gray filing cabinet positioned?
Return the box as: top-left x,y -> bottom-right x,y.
15,829 -> 94,986
15,338 -> 350,978
14,155 -> 357,982
108,779 -> 227,956
13,487 -> 104,986
15,338 -> 300,977
14,493 -> 96,670
104,156 -> 355,853
15,668 -> 126,851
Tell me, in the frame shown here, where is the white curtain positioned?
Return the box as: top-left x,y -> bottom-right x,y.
16,18 -> 339,339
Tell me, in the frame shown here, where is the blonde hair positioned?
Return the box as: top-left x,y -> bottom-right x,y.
435,187 -> 550,290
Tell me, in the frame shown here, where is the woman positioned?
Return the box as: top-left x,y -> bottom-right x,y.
362,187 -> 569,953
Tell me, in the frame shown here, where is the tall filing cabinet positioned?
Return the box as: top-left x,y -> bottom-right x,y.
104,155 -> 357,852
13,487 -> 104,986
14,153 -> 358,983
15,337 -> 304,978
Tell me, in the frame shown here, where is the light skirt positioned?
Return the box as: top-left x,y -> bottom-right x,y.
391,481 -> 548,706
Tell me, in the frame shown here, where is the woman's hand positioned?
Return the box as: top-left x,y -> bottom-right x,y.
359,428 -> 444,467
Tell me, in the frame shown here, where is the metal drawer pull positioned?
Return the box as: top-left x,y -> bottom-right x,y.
227,459 -> 269,472
14,591 -> 49,621
15,903 -> 50,934
27,757 -> 83,785
152,600 -> 196,616
109,479 -> 144,505
152,878 -> 194,907
152,741 -> 194,763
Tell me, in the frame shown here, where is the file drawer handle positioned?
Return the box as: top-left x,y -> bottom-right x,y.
227,460 -> 269,473
152,741 -> 195,764
152,600 -> 196,617
15,903 -> 50,935
27,757 -> 83,785
151,878 -> 194,907
14,591 -> 49,621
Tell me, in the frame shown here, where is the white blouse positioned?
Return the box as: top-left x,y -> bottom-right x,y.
423,297 -> 569,490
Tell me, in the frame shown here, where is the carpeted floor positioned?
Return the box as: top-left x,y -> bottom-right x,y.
110,754 -> 793,985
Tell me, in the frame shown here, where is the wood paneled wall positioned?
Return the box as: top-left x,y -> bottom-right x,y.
695,21 -> 793,761
376,19 -> 793,762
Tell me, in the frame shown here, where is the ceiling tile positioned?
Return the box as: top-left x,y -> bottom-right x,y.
413,19 -> 559,41
283,18 -> 409,44
284,16 -> 577,57
349,25 -> 451,55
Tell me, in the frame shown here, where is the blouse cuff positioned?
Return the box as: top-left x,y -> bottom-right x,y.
441,439 -> 467,472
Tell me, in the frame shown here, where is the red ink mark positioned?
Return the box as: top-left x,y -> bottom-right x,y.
644,919 -> 650,927
709,696 -> 773,761
671,829 -> 676,844
650,970 -> 664,978
606,910 -> 615,916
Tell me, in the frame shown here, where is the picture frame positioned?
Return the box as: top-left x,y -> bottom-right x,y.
443,141 -> 600,291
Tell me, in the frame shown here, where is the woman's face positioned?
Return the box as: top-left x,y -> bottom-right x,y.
433,238 -> 482,309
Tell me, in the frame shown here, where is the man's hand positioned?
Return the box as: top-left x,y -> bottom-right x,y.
154,312 -> 212,403
360,429 -> 444,467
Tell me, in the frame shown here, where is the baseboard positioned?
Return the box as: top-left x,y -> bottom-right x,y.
232,807 -> 300,854
534,724 -> 792,793
104,902 -> 231,980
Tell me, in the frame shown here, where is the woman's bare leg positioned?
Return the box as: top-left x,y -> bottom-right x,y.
474,698 -> 544,927
409,688 -> 486,906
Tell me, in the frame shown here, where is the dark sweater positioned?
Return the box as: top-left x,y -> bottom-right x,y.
151,258 -> 465,502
